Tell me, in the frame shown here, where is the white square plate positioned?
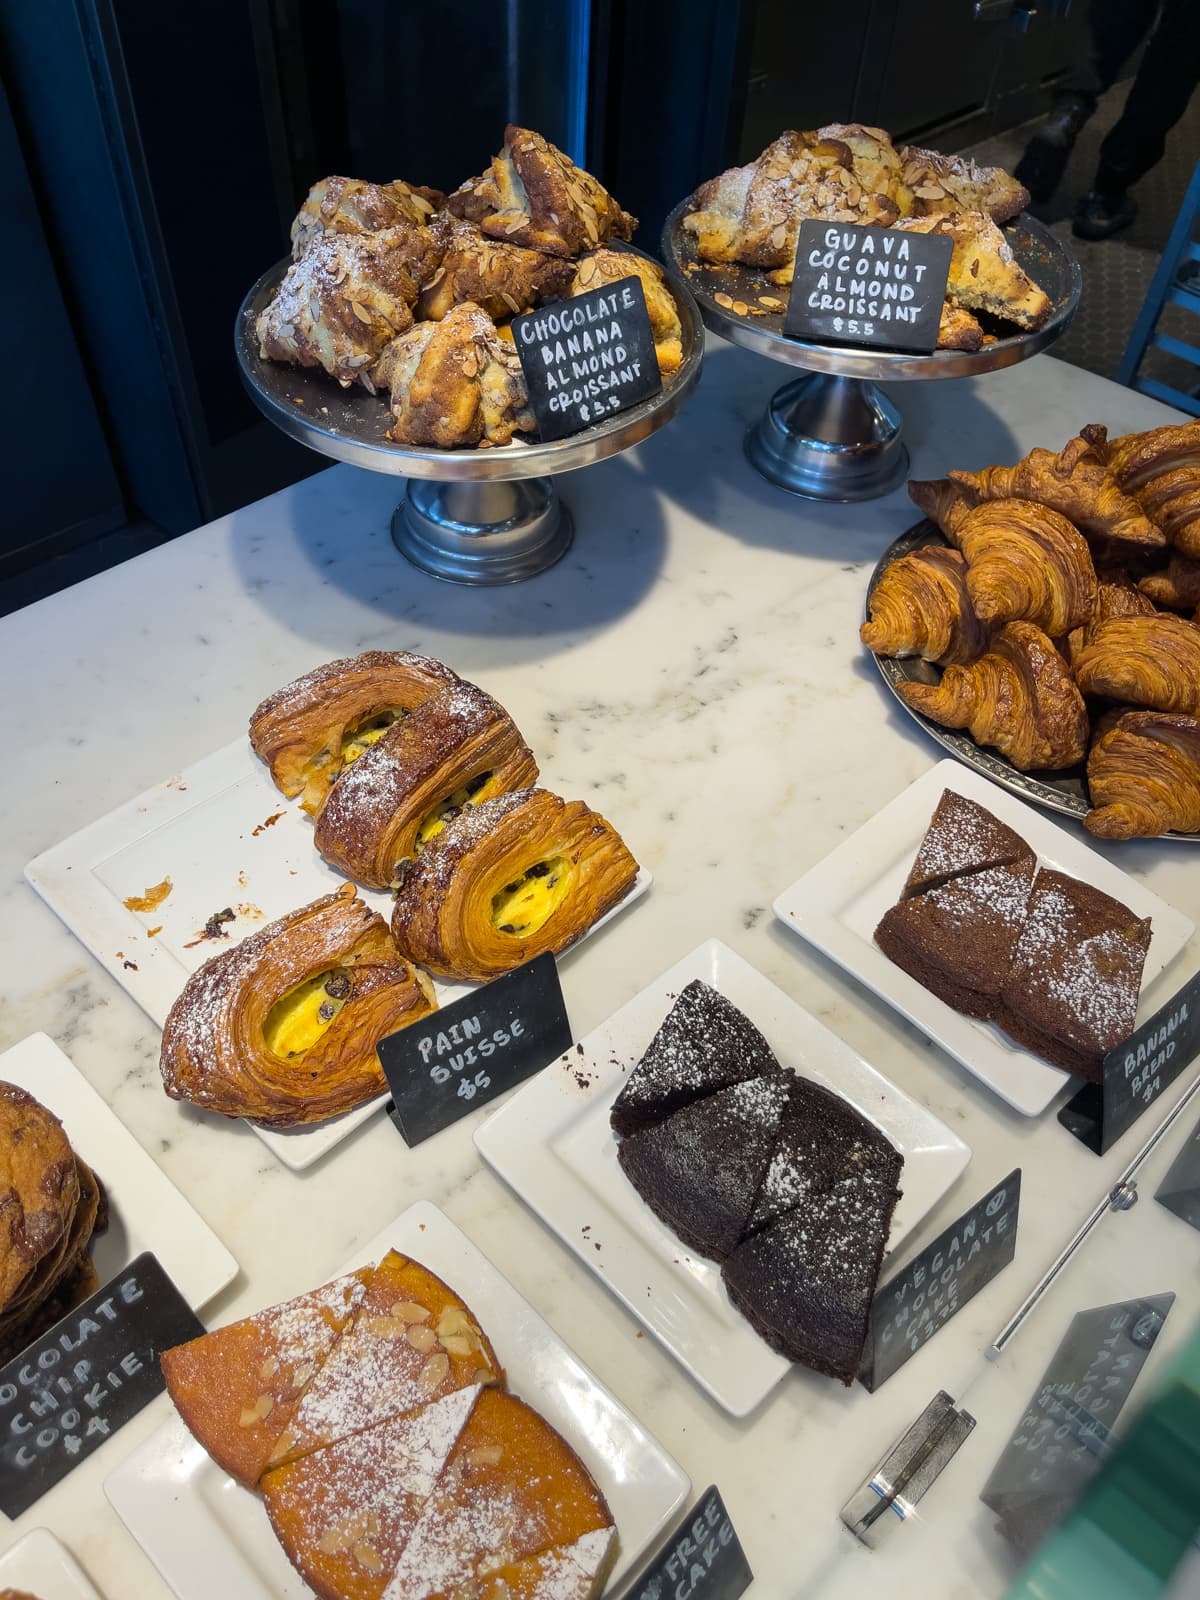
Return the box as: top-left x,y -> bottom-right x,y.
0,1033 -> 236,1310
0,1528 -> 103,1599
25,738 -> 650,1171
773,760 -> 1196,1117
105,1200 -> 689,1598
473,938 -> 971,1417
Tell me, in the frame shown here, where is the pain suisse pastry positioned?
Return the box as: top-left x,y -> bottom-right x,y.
390,787 -> 639,981
249,650 -> 460,815
290,177 -> 444,257
1086,711 -> 1200,839
373,302 -> 535,447
159,885 -> 436,1128
313,683 -> 538,891
163,1253 -> 617,1600
861,544 -> 990,665
446,124 -> 636,258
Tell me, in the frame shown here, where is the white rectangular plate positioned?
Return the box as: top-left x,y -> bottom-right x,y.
0,1528 -> 103,1600
773,760 -> 1196,1117
105,1201 -> 688,1598
0,1033 -> 236,1310
26,738 -> 649,1171
474,938 -> 971,1417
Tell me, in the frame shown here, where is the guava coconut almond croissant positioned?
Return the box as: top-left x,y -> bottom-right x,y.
249,650 -> 461,816
160,885 -> 436,1128
896,621 -> 1088,771
447,123 -> 636,259
391,788 -> 639,981
861,545 -> 990,665
1086,710 -> 1200,839
313,682 -> 539,891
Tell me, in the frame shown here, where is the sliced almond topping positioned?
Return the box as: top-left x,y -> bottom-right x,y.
732,300 -> 749,316
238,1392 -> 274,1427
392,1300 -> 432,1323
466,1444 -> 504,1468
407,1323 -> 438,1353
350,300 -> 374,324
291,1362 -> 316,1392
258,1356 -> 279,1381
364,1314 -> 408,1338
770,224 -> 789,250
473,1367 -> 496,1385
439,1334 -> 474,1357
416,1352 -> 450,1396
914,184 -> 946,200
503,214 -> 530,235
353,1542 -> 386,1575
436,1305 -> 471,1338
238,1405 -> 260,1428
502,291 -> 521,314
255,1392 -> 274,1420
318,1526 -> 351,1555
714,292 -> 734,309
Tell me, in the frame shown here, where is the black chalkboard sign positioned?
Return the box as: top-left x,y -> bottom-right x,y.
620,1486 -> 752,1600
512,275 -> 662,441
784,220 -> 953,351
1059,969 -> 1200,1155
860,1170 -> 1021,1393
1155,1106 -> 1200,1231
0,1251 -> 202,1518
380,952 -> 572,1146
980,1293 -> 1172,1558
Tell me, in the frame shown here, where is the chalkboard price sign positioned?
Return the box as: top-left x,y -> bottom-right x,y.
1155,1106 -> 1200,1230
0,1250 -> 203,1518
620,1486 -> 752,1600
860,1170 -> 1021,1392
784,220 -> 953,351
380,952 -> 572,1146
512,275 -> 662,441
1059,967 -> 1200,1155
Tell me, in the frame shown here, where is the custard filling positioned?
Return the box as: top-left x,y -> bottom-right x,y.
340,708 -> 406,766
263,968 -> 354,1057
415,771 -> 494,848
491,856 -> 573,936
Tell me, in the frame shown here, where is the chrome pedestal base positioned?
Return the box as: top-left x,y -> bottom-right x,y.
744,372 -> 909,502
390,477 -> 574,585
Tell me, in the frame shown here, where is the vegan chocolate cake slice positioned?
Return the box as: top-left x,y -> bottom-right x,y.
745,1075 -> 904,1237
617,1072 -> 792,1261
722,1162 -> 902,1385
901,789 -> 1034,897
609,978 -> 779,1136
993,867 -> 1152,1080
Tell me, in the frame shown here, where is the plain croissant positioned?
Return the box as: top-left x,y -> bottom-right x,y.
1087,710 -> 1200,838
896,621 -> 1089,770
1082,422 -> 1200,554
861,545 -> 990,665
947,497 -> 1097,637
1072,613 -> 1200,715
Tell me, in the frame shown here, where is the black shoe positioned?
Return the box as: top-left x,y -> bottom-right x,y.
1014,95 -> 1091,203
1073,189 -> 1137,240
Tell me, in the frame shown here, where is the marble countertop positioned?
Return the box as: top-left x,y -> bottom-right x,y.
3,340 -> 1200,1599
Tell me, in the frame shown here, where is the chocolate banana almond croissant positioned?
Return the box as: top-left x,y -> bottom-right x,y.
896,621 -> 1088,770
313,682 -> 539,890
249,650 -> 461,815
373,302 -> 534,448
289,176 -> 444,257
447,124 -> 636,258
861,545 -> 989,665
160,885 -> 436,1128
416,217 -> 574,322
948,436 -> 1164,550
391,788 -> 639,981
1072,613 -> 1200,715
1086,710 -> 1200,838
948,498 -> 1097,637
569,249 -> 684,374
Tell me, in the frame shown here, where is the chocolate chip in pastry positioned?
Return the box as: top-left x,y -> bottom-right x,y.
313,682 -> 539,891
159,884 -> 437,1128
290,176 -> 445,258
417,216 -> 575,322
373,302 -> 535,448
568,249 -> 683,374
249,650 -> 461,816
390,787 -> 639,981
447,123 -> 636,259
257,227 -> 440,389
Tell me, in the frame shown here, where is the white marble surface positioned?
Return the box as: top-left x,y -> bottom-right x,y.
3,341 -> 1200,1598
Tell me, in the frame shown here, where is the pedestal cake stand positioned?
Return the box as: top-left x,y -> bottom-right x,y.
662,201 -> 1081,502
235,252 -> 703,585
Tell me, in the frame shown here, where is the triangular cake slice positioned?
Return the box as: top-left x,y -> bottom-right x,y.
266,1251 -> 502,1472
902,789 -> 1033,897
470,1530 -> 617,1599
617,1072 -> 792,1261
382,1388 -> 615,1600
744,1076 -> 903,1238
161,1269 -> 369,1487
722,1164 -> 902,1385
609,979 -> 779,1136
263,1384 -> 481,1600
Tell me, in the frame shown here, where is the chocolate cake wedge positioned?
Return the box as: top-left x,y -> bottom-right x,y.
617,1072 -> 792,1261
609,978 -> 780,1136
902,789 -> 1034,897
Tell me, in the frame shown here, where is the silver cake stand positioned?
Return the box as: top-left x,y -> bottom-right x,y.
662,201 -> 1081,502
235,251 -> 703,585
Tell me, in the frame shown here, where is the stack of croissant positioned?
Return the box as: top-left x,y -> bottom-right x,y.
860,419 -> 1200,839
159,651 -> 639,1129
255,127 -> 684,448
